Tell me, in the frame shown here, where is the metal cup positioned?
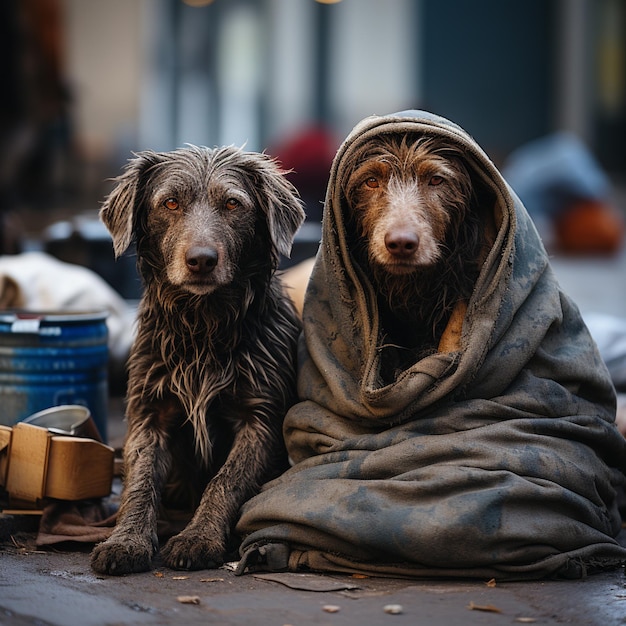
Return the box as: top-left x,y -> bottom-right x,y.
22,405 -> 103,442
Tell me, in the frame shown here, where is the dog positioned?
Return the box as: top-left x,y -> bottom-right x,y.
342,134 -> 487,383
90,145 -> 305,575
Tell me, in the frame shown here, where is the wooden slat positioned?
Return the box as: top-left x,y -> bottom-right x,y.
46,437 -> 114,500
5,424 -> 51,502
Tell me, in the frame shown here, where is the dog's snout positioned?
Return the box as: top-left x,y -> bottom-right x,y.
384,230 -> 419,258
186,246 -> 219,274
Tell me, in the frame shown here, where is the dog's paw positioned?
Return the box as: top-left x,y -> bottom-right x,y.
90,535 -> 156,575
161,531 -> 225,571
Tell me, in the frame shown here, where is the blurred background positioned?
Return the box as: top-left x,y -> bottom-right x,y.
1,0 -> 625,260
0,0 -> 624,305
0,0 -> 625,431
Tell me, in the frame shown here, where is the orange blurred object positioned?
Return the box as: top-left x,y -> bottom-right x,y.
554,200 -> 625,255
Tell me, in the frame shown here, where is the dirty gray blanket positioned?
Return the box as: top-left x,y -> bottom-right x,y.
236,111 -> 626,580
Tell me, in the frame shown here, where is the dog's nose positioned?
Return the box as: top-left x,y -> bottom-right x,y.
384,231 -> 419,258
186,246 -> 218,274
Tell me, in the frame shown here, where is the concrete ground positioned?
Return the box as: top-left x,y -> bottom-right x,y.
1,545 -> 626,626
2,248 -> 626,625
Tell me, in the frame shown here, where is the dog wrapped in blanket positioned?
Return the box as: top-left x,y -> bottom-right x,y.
236,110 -> 626,580
90,145 -> 305,575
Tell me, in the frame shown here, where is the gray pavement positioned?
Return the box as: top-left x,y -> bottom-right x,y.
1,544 -> 626,625
2,250 -> 626,625
551,250 -> 626,319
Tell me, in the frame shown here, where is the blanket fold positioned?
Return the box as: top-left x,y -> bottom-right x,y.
236,110 -> 626,580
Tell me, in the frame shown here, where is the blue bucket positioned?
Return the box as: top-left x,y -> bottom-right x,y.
0,310 -> 109,442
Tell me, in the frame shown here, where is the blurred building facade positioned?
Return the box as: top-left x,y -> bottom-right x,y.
70,0 -> 623,176
1,0 -> 625,240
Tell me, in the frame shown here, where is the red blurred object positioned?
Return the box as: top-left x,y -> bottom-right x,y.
271,126 -> 338,187
554,200 -> 625,255
270,127 -> 339,222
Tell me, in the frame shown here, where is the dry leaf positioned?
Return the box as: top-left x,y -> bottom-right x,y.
200,577 -> 224,583
153,571 -> 164,578
172,576 -> 189,580
468,601 -> 502,613
177,595 -> 201,605
351,573 -> 369,579
485,578 -> 497,587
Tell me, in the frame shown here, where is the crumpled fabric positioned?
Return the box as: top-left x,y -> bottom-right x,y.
35,497 -> 192,548
236,110 -> 626,580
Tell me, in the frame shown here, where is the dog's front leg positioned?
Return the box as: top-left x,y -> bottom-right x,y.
161,421 -> 274,570
90,427 -> 171,575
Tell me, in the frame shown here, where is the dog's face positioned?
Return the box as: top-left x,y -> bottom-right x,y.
343,134 -> 472,276
101,146 -> 304,295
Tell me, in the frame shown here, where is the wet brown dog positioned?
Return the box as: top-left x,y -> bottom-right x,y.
343,134 -> 486,382
90,145 -> 304,574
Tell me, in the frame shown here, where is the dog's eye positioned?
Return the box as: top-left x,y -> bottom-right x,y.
365,177 -> 379,189
164,198 -> 179,210
225,198 -> 240,210
429,176 -> 444,186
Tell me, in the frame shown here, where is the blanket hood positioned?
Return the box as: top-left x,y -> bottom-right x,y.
292,110 -> 606,428
236,111 -> 626,580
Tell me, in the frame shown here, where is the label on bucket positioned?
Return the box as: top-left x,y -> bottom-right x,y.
11,319 -> 42,334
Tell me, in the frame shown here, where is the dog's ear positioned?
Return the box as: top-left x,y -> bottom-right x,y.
253,154 -> 306,258
100,152 -> 158,258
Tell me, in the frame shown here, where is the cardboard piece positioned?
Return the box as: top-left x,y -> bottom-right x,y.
1,423 -> 114,508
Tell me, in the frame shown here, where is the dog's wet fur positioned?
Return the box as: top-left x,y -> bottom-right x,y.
343,134 -> 487,382
90,145 -> 305,575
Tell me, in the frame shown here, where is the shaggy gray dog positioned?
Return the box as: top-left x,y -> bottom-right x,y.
90,145 -> 305,575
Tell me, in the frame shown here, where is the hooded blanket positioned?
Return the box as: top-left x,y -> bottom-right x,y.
236,111 -> 626,580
